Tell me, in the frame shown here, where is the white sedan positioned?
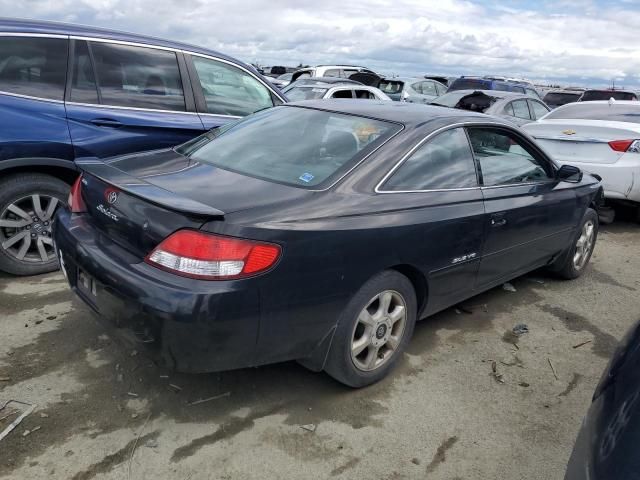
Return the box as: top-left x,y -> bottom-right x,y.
523,101 -> 640,215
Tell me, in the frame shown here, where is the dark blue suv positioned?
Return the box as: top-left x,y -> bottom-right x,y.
0,18 -> 286,275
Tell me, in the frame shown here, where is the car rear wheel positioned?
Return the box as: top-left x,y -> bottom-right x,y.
553,208 -> 598,280
324,270 -> 417,388
0,173 -> 69,276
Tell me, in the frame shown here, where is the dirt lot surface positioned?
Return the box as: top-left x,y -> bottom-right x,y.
1,222 -> 639,480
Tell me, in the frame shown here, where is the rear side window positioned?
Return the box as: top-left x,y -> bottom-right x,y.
331,89 -> 353,99
384,128 -> 478,191
90,42 -> 185,111
354,89 -> 375,99
529,100 -> 550,119
467,128 -> 552,186
379,80 -> 403,94
324,69 -> 340,77
0,36 -> 68,100
192,56 -> 273,117
70,40 -> 98,103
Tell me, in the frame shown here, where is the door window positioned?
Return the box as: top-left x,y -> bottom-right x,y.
0,36 -> 68,100
354,89 -> 375,99
420,81 -> 437,96
331,89 -> 353,99
90,42 -> 185,111
503,102 -> 515,116
467,128 -> 552,186
69,41 -> 99,104
511,100 -> 532,119
192,57 -> 273,116
529,100 -> 550,119
324,69 -> 341,77
384,128 -> 478,191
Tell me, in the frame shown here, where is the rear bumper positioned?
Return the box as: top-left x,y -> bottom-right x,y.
53,208 -> 261,373
568,157 -> 640,203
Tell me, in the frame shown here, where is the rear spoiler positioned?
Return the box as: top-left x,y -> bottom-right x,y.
76,159 -> 225,217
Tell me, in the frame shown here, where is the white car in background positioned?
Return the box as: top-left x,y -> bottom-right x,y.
523,101 -> 640,221
283,78 -> 391,102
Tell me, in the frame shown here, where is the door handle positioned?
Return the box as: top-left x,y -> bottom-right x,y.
90,118 -> 123,128
491,216 -> 507,227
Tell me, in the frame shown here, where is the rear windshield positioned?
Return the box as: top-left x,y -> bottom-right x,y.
284,87 -> 328,101
543,92 -> 581,106
544,103 -> 640,124
178,106 -> 401,188
379,80 -> 404,94
449,79 -> 490,91
581,90 -> 637,101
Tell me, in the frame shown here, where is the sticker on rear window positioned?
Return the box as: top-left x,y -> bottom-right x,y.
299,172 -> 314,183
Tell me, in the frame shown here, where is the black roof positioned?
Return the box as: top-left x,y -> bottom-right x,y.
286,100 -> 496,127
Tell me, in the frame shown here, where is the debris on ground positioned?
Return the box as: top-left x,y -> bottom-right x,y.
145,439 -> 159,449
300,424 -> 317,432
411,458 -> 421,465
491,361 -> 505,384
127,392 -> 139,397
512,324 -> 529,336
39,413 -> 48,418
22,425 -> 40,437
0,377 -> 10,382
128,413 -> 152,479
188,392 -> 231,406
0,400 -> 36,442
502,282 -> 517,292
547,358 -> 559,380
518,382 -> 530,388
572,340 -> 592,349
454,308 -> 462,315
168,384 -> 182,392
457,305 -> 473,314
526,277 -> 545,284
130,350 -> 138,357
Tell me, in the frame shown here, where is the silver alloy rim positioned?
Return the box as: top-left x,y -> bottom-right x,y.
350,290 -> 407,372
0,194 -> 60,264
573,219 -> 595,270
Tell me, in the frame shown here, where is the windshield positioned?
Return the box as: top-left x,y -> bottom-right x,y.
379,80 -> 404,94
179,106 -> 401,188
543,92 -> 581,106
448,79 -> 490,91
284,87 -> 329,101
431,91 -> 485,107
544,103 -> 640,123
581,90 -> 637,101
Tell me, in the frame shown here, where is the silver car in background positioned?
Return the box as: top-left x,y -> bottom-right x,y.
282,78 -> 391,101
378,77 -> 447,103
430,89 -> 551,126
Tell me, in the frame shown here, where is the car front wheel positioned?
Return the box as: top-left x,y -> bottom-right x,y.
0,173 -> 69,276
553,208 -> 598,280
324,270 -> 417,388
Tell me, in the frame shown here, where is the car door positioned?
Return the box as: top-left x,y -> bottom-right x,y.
186,54 -> 279,129
65,40 -> 205,160
376,127 -> 485,313
467,126 -> 578,289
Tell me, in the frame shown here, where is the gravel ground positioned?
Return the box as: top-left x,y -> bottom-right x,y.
1,221 -> 639,480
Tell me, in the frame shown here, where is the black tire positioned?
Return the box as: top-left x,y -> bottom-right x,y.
0,173 -> 70,276
324,270 -> 417,388
553,208 -> 598,280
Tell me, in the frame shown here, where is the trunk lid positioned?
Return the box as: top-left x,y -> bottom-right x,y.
524,120 -> 640,165
77,149 -> 312,257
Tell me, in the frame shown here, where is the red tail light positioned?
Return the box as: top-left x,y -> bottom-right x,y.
145,230 -> 281,280
68,175 -> 87,213
608,139 -> 638,152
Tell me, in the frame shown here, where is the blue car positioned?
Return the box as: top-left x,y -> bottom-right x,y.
447,76 -> 540,98
0,18 -> 286,275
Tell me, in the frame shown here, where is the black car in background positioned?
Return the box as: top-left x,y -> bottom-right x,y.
543,89 -> 583,108
565,318 -> 640,479
54,101 -> 602,387
580,89 -> 639,101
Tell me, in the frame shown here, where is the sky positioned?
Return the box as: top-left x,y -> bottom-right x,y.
3,0 -> 640,87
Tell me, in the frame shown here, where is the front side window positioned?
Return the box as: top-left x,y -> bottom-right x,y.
192,56 -> 273,116
467,128 -> 552,186
179,106 -> 400,188
384,128 -> 478,191
90,42 -> 185,111
0,36 -> 68,100
511,100 -> 531,119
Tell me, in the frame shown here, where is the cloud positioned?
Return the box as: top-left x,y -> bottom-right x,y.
2,0 -> 639,86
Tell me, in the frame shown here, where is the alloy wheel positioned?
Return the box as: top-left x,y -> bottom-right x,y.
350,290 -> 407,372
573,219 -> 595,270
0,194 -> 60,264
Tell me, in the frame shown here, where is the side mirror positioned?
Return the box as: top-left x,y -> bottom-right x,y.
557,164 -> 583,182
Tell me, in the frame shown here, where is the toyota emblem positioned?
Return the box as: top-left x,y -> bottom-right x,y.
106,190 -> 118,205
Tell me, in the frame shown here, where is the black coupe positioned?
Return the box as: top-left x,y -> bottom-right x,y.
54,101 -> 602,387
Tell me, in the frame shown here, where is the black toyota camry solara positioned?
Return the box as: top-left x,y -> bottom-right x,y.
54,100 -> 603,387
